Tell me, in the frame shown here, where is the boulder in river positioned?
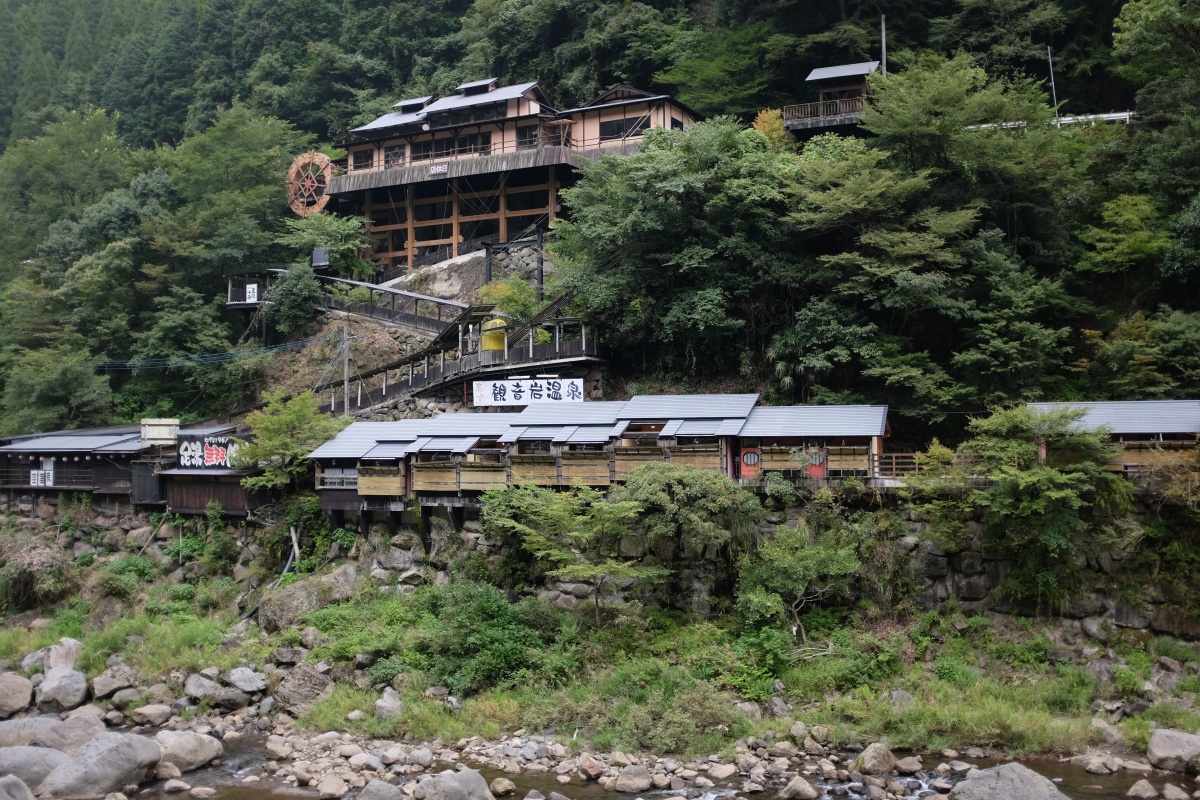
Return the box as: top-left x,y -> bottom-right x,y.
36,668 -> 88,712
0,745 -> 70,788
359,781 -> 404,800
948,762 -> 1071,800
154,730 -> 223,773
613,765 -> 652,793
853,742 -> 897,775
90,664 -> 137,700
413,767 -> 494,800
183,674 -> 251,710
778,776 -> 819,800
0,673 -> 32,718
34,731 -> 161,798
43,638 -> 83,672
1147,729 -> 1200,774
0,775 -> 34,800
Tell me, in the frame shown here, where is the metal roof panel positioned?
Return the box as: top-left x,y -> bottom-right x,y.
806,61 -> 880,81
350,109 -> 427,134
569,427 -> 615,444
308,421 -> 427,459
738,406 -> 888,438
1026,401 -> 1200,434
0,434 -> 147,453
513,402 -> 629,426
619,394 -> 759,420
392,95 -> 432,109
422,82 -> 539,114
418,436 -> 480,453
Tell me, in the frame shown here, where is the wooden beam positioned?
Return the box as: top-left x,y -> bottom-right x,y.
405,186 -> 415,271
498,173 -> 508,243
548,165 -> 558,225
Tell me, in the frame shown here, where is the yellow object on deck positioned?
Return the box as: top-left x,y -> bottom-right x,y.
481,317 -> 508,351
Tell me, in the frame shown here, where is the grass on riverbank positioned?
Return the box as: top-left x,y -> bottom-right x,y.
5,578 -> 1197,759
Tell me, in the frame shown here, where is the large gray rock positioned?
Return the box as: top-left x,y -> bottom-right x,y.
359,779 -> 405,800
853,742 -> 896,775
0,745 -> 70,787
375,687 -> 403,719
154,730 -> 223,773
90,664 -> 137,700
613,765 -> 652,793
35,732 -> 161,799
224,667 -> 266,694
0,718 -> 62,747
778,776 -> 820,800
0,775 -> 34,800
413,768 -> 493,800
949,763 -> 1071,800
1147,729 -> 1200,774
258,563 -> 357,633
183,674 -> 250,710
129,704 -> 172,727
43,638 -> 83,672
273,663 -> 334,716
0,673 -> 32,718
36,668 -> 88,712
28,715 -> 105,755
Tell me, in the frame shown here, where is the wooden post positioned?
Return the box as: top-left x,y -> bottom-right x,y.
528,329 -> 534,358
405,186 -> 415,270
548,165 -> 557,225
555,324 -> 560,354
581,322 -> 587,352
498,173 -> 508,243
383,371 -> 388,396
451,178 -> 460,258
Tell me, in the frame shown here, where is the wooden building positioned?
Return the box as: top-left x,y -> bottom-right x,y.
323,80 -> 700,272
0,428 -> 154,500
307,394 -> 890,522
781,61 -> 879,137
1027,401 -> 1200,473
158,427 -> 270,516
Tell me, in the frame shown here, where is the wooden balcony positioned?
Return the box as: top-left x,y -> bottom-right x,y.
781,97 -> 866,131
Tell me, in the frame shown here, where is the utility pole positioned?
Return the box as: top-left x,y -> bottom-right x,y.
1048,47 -> 1060,123
342,322 -> 350,417
881,15 -> 887,78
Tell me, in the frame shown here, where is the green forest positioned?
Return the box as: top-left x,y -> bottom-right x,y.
1,0 -> 1198,440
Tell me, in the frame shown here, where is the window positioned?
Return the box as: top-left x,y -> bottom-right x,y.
456,132 -> 492,155
517,125 -> 539,149
433,137 -> 454,157
671,116 -> 684,131
384,145 -> 406,168
412,141 -> 434,161
599,116 -> 650,142
352,149 -> 375,170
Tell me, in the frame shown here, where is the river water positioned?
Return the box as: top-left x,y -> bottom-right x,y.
137,736 -> 1157,800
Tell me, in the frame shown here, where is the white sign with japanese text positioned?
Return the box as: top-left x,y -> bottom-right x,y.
473,378 -> 584,406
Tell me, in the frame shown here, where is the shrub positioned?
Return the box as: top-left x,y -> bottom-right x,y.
0,533 -> 76,612
92,571 -> 138,599
106,556 -> 155,582
933,655 -> 977,687
200,530 -> 239,573
75,552 -> 94,567
169,584 -> 197,603
366,657 -> 405,685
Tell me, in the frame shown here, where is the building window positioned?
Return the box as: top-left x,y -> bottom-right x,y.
384,145 -> 406,168
671,116 -> 684,131
352,149 -> 375,170
599,116 -> 650,142
517,124 -> 539,149
433,137 -> 454,158
412,141 -> 434,161
456,131 -> 492,155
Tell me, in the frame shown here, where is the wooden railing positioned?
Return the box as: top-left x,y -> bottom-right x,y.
781,97 -> 866,122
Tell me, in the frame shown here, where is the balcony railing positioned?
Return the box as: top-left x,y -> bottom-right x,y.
781,97 -> 866,123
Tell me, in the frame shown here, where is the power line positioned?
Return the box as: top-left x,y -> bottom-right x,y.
95,333 -> 339,372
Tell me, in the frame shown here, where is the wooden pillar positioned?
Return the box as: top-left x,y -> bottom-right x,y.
451,178 -> 461,258
581,322 -> 587,352
405,186 -> 415,270
498,173 -> 508,243
548,165 -> 557,225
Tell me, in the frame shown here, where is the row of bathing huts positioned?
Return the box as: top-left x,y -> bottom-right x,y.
0,397 -> 1195,528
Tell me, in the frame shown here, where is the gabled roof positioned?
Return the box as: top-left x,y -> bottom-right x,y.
619,394 -> 760,420
392,95 -> 433,110
456,77 -> 500,92
308,421 -> 426,459
351,109 -> 428,134
588,85 -> 657,106
738,405 -> 888,438
1026,401 -> 1200,435
422,81 -> 541,115
806,61 -> 880,82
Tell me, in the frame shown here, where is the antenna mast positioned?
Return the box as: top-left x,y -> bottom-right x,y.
881,15 -> 887,78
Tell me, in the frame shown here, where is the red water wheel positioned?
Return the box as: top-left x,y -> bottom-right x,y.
286,151 -> 333,217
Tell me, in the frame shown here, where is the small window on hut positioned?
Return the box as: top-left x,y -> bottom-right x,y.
671,116 -> 684,131
517,125 -> 539,149
352,149 -> 375,170
599,116 -> 650,142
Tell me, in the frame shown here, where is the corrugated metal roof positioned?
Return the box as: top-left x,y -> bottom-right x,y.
456,78 -> 499,91
619,394 -> 760,420
498,427 -> 525,444
0,434 -> 147,454
392,95 -> 432,109
1026,401 -> 1200,434
513,402 -> 630,425
422,413 -> 524,437
363,442 -> 417,459
422,82 -> 538,114
351,109 -> 427,134
569,427 -> 614,444
553,426 -> 578,443
417,436 -> 479,453
738,406 -> 888,437
660,420 -> 684,437
180,425 -> 238,436
675,420 -> 722,436
806,61 -> 880,82
308,422 -> 427,459
514,426 -> 564,441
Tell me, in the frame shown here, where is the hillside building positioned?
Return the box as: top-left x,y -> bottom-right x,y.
323,80 -> 699,273
1027,400 -> 1200,474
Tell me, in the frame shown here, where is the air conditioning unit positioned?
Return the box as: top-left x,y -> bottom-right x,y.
140,418 -> 180,446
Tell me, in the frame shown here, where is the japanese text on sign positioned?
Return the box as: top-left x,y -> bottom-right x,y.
178,434 -> 240,469
473,378 -> 584,406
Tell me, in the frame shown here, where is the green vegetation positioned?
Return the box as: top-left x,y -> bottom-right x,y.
235,390 -> 349,491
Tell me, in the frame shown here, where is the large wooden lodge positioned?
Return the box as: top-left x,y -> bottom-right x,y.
307,395 -> 890,525
324,79 -> 699,271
